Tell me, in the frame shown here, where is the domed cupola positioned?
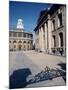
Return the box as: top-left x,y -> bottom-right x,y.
16,19 -> 24,30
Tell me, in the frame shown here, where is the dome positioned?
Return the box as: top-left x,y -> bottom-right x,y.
18,19 -> 23,22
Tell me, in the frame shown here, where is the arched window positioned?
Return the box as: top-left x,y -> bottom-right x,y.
28,41 -> 30,44
53,35 -> 56,47
18,45 -> 22,50
58,13 -> 62,27
18,40 -> 22,43
13,40 -> 16,43
23,41 -> 26,43
52,20 -> 55,30
59,32 -> 63,47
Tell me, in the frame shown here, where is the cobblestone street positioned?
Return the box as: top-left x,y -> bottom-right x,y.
9,50 -> 66,88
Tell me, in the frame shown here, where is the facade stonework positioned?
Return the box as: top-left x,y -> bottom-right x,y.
34,4 -> 66,56
9,19 -> 33,51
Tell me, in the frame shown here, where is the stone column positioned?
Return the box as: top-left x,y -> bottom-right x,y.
44,23 -> 48,51
48,15 -> 52,53
40,26 -> 45,52
39,28 -> 41,50
35,30 -> 39,50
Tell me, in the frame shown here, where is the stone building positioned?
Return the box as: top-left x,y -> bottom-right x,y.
9,19 -> 33,51
34,4 -> 66,56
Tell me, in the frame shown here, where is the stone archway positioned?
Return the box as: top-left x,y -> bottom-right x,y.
13,40 -> 17,51
23,41 -> 26,50
18,40 -> 22,50
18,45 -> 22,50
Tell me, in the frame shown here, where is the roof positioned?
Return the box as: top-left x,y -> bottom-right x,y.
9,28 -> 33,35
49,4 -> 64,15
37,9 -> 48,25
34,4 -> 65,32
34,9 -> 48,32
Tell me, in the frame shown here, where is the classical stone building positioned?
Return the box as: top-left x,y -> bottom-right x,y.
34,4 -> 66,56
9,19 -> 33,51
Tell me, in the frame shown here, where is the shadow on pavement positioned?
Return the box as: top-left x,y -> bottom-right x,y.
9,65 -> 66,89
57,63 -> 66,82
58,63 -> 66,71
27,66 -> 66,85
9,68 -> 31,89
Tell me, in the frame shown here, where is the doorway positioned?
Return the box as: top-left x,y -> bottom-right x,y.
19,45 -> 22,50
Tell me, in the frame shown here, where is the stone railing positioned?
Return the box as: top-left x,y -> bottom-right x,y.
51,47 -> 65,56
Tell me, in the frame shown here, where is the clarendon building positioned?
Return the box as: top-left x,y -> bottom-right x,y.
34,4 -> 66,56
9,19 -> 33,51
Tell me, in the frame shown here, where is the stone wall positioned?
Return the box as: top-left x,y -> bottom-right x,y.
35,5 -> 66,56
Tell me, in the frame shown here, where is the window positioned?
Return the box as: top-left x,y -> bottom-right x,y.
52,20 -> 55,30
13,40 -> 16,43
18,45 -> 22,50
59,32 -> 63,47
23,41 -> 26,43
13,32 -> 17,37
53,36 -> 56,47
30,34 -> 33,39
27,34 -> 30,38
9,32 -> 13,37
58,13 -> 62,27
18,41 -> 22,43
23,33 -> 26,37
18,32 -> 22,37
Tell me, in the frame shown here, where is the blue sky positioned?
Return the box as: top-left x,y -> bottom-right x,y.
9,1 -> 51,41
9,1 -> 51,30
